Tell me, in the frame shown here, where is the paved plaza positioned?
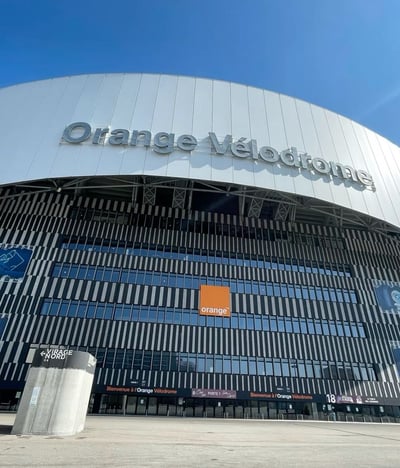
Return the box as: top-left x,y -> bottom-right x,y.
0,413 -> 399,467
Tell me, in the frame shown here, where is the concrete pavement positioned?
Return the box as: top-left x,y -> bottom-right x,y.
0,413 -> 399,467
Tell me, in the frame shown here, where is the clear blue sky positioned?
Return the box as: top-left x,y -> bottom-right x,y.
2,0 -> 400,144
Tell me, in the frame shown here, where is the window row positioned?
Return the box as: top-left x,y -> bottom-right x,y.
52,263 -> 358,303
41,300 -> 366,338
83,347 -> 377,381
61,237 -> 352,277
69,208 -> 346,248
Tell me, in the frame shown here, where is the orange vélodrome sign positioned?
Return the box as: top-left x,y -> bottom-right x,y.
199,285 -> 230,317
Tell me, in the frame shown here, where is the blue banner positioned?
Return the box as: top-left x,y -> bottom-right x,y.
374,282 -> 400,314
0,247 -> 33,280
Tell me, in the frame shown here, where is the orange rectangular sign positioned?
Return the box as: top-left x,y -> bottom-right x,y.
199,285 -> 230,317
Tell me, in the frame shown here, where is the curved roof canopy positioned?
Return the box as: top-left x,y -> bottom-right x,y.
1,73 -> 400,236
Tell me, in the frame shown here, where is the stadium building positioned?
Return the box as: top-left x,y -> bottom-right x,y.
1,73 -> 400,421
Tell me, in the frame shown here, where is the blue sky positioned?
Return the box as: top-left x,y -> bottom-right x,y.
2,0 -> 400,144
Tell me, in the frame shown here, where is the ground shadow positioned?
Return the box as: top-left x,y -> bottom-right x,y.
0,424 -> 12,434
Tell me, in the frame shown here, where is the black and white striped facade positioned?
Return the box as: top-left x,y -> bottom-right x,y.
0,74 -> 400,418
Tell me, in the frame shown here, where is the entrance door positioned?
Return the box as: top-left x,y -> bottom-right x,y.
136,396 -> 147,415
147,397 -> 157,415
126,396 -> 137,414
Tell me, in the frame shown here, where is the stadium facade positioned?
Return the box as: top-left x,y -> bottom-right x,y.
1,73 -> 400,420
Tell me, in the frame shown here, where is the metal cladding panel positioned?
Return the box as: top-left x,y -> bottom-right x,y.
0,73 -> 400,227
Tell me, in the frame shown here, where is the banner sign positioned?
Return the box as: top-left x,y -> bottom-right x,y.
191,389 -> 237,399
0,246 -> 33,281
374,281 -> 400,314
199,285 -> 230,317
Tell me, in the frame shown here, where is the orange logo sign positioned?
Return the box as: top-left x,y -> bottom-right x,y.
199,285 -> 230,317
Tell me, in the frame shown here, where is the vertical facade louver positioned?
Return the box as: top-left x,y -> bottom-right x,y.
1,187 -> 400,420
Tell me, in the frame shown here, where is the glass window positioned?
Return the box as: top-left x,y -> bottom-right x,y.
76,304 -> 86,318
240,357 -> 248,374
165,311 -> 174,324
344,364 -> 353,380
256,358 -> 265,375
285,318 -> 293,333
322,320 -> 330,335
114,350 -> 125,368
329,321 -> 337,336
292,319 -> 300,334
336,290 -> 344,302
322,288 -> 330,301
246,315 -> 255,329
148,308 -> 157,322
344,323 -> 352,337
336,322 -> 344,336
182,311 -> 191,325
231,314 -> 238,328
270,317 -> 277,332
232,357 -> 240,374
133,351 -> 143,370
178,354 -> 189,372
114,306 -> 124,320
297,360 -> 306,378
313,361 -> 322,379
215,356 -> 223,373
329,288 -> 337,302
105,349 -> 115,367
321,361 -> 330,379
152,352 -> 161,371
278,318 -> 285,332
273,359 -> 282,376
343,290 -> 350,303
41,300 -> 52,315
329,362 -> 338,379
281,359 -> 290,376
248,358 -> 257,375
358,324 -> 366,338
307,320 -> 315,334
300,319 -> 308,334
352,364 -> 361,380
305,360 -> 314,378
238,315 -> 246,329
314,320 -> 322,334
197,355 -> 205,372
223,356 -> 231,374
125,350 -> 133,369
59,302 -> 69,317
265,359 -> 273,376
351,323 -> 359,337
206,356 -> 214,372
360,364 -> 369,381
185,353 -> 196,372
87,304 -> 96,318
262,316 -> 270,331
350,290 -> 358,304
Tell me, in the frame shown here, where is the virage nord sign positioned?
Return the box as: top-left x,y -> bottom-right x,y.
62,122 -> 374,188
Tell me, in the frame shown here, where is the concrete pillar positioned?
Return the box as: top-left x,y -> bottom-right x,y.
12,349 -> 96,436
